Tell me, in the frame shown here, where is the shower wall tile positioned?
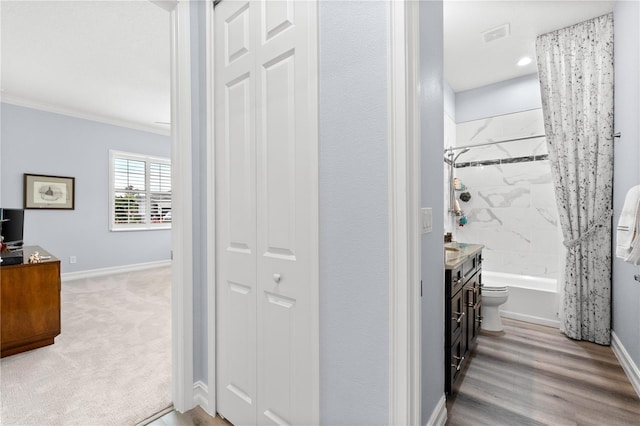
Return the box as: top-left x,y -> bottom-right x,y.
501,161 -> 553,185
501,251 -> 559,278
456,109 -> 547,163
454,164 -> 503,188
499,109 -> 545,140
480,248 -> 502,273
530,229 -> 560,256
531,183 -> 558,208
476,185 -> 531,208
475,228 -> 531,252
465,208 -> 503,228
452,108 -> 561,280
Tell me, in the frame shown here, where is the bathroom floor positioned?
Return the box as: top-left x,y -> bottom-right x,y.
446,318 -> 640,426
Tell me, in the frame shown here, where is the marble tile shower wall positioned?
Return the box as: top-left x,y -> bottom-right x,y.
452,109 -> 561,279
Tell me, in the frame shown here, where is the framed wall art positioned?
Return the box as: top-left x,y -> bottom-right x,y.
24,174 -> 75,210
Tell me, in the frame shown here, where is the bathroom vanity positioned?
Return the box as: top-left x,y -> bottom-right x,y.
444,242 -> 483,394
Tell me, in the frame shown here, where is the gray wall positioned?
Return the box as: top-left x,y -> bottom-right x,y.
455,73 -> 542,123
444,80 -> 455,122
0,103 -> 171,274
612,0 -> 640,371
420,1 -> 445,423
190,0 -> 209,384
319,1 -> 390,423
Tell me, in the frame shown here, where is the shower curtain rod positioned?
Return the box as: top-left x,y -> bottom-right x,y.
444,134 -> 546,153
444,132 -> 622,154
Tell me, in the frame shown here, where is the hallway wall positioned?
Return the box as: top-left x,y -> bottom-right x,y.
319,1 -> 390,423
612,0 -> 640,377
420,0 -> 446,423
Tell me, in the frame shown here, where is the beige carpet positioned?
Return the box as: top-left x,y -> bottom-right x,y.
1,266 -> 172,426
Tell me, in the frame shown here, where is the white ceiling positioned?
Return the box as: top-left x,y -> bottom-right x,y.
444,0 -> 615,92
1,0 -> 170,134
0,1 -> 618,132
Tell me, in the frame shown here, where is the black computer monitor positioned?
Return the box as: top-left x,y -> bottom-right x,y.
0,208 -> 24,249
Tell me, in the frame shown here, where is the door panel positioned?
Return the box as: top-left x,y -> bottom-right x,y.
216,1 -> 257,425
216,1 -> 318,424
263,1 -> 293,42
256,1 -> 316,424
261,50 -> 296,260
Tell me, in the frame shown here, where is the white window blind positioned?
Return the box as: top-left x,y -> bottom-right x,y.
110,150 -> 171,231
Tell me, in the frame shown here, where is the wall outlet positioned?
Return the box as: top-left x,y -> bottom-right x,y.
69,256 -> 77,264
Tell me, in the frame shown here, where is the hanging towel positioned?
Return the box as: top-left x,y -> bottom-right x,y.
616,185 -> 640,264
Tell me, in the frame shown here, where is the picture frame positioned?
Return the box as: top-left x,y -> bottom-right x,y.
24,174 -> 75,210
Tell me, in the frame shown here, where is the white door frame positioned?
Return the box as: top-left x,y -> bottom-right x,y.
151,0 -> 195,413
204,0 -> 217,415
388,0 -> 421,424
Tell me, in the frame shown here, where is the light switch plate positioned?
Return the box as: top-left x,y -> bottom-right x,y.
421,208 -> 433,234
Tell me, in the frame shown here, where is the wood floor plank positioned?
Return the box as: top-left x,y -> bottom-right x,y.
446,318 -> 640,426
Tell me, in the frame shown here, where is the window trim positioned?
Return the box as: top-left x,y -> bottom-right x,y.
109,149 -> 172,231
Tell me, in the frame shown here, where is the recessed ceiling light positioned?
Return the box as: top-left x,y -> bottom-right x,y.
517,56 -> 532,67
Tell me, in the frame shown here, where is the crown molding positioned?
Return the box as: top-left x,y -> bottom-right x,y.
1,94 -> 170,137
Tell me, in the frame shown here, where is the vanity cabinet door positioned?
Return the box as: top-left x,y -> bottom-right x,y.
450,288 -> 464,343
474,273 -> 483,338
449,334 -> 464,389
465,272 -> 481,347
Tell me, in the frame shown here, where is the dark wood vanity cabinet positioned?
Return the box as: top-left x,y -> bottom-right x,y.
445,247 -> 482,394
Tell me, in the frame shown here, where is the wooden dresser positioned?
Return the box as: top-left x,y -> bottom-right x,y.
445,242 -> 483,394
1,246 -> 61,358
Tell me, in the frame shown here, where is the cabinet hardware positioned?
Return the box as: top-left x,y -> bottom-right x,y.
452,311 -> 465,323
451,355 -> 465,371
467,288 -> 475,306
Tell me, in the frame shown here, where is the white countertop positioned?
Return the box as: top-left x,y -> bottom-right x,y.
444,242 -> 484,270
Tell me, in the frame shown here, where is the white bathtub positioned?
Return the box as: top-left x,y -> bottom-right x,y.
482,271 -> 560,328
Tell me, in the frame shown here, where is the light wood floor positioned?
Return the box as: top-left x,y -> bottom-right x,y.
446,318 -> 640,426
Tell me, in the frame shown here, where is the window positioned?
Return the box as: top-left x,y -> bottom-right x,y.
110,150 -> 172,231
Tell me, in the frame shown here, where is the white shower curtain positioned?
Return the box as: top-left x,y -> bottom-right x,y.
536,13 -> 614,345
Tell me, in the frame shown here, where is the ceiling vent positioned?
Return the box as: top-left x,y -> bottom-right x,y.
482,23 -> 511,43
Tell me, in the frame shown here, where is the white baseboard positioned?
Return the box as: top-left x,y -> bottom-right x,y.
61,260 -> 171,282
425,394 -> 447,426
611,331 -> 640,398
193,380 -> 214,416
500,310 -> 560,328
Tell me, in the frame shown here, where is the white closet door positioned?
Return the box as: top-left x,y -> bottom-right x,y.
254,1 -> 317,425
215,1 -> 258,425
215,1 -> 318,425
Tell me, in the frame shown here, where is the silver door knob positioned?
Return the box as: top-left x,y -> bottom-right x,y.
273,273 -> 281,283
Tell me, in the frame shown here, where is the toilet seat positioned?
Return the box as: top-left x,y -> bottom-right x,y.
482,281 -> 508,292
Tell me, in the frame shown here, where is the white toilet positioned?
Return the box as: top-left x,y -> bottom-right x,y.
481,281 -> 509,332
